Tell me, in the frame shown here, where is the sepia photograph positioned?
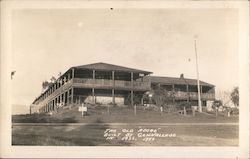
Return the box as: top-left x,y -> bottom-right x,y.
0,0 -> 249,158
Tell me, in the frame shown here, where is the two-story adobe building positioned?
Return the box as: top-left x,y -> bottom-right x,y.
145,75 -> 215,107
31,62 -> 152,113
31,62 -> 215,113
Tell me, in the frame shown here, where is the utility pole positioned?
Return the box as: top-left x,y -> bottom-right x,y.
194,39 -> 202,112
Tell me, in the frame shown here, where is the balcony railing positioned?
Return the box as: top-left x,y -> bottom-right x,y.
72,78 -> 151,90
34,80 -> 73,107
174,91 -> 215,100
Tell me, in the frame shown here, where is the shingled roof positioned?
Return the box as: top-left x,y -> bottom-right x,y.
145,76 -> 214,87
72,62 -> 152,74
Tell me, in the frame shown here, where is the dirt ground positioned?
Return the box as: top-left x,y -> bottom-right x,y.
12,106 -> 239,146
12,124 -> 238,146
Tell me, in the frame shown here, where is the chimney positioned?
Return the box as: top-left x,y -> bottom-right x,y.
180,73 -> 184,78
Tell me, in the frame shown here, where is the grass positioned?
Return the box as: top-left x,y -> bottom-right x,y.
12,105 -> 239,146
12,124 -> 238,146
12,105 -> 239,123
12,113 -> 77,123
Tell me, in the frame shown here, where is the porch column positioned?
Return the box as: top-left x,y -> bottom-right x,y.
186,85 -> 189,102
200,85 -> 203,104
63,76 -> 66,85
131,72 -> 134,106
68,72 -> 71,81
112,71 -> 115,105
67,90 -> 70,105
60,78 -> 63,87
56,81 -> 59,89
72,68 -> 75,79
71,87 -> 74,104
59,79 -> 62,88
92,70 -> 95,104
63,92 -> 66,105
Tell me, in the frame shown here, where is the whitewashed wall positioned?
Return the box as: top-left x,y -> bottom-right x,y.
84,95 -> 124,105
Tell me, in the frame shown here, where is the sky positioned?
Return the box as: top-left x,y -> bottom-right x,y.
11,9 -> 238,114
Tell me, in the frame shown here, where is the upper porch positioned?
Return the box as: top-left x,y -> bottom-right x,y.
32,63 -> 152,105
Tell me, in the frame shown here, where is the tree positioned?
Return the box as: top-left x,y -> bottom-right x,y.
42,76 -> 56,91
50,76 -> 56,83
212,99 -> 223,109
42,80 -> 50,90
152,86 -> 176,113
216,89 -> 232,107
230,87 -> 239,107
126,93 -> 142,106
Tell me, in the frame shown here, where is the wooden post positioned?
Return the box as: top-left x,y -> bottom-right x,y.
112,89 -> 115,105
227,109 -> 230,117
186,85 -> 189,102
63,92 -> 66,105
112,71 -> 115,105
58,79 -> 61,88
172,84 -> 175,104
63,76 -> 66,85
141,97 -> 143,106
92,88 -> 95,104
131,72 -> 134,106
81,103 -> 84,117
68,72 -> 71,81
184,107 -> 186,116
92,70 -> 95,104
215,107 -> 218,118
134,104 -> 137,116
72,68 -> 75,79
71,87 -> 74,105
192,106 -> 195,116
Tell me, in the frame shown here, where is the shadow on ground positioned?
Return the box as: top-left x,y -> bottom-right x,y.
12,119 -> 131,146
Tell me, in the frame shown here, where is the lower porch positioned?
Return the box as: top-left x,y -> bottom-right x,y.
73,88 -> 145,106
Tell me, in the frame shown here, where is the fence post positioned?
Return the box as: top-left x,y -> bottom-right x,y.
134,104 -> 137,116
184,107 -> 186,116
107,105 -> 110,115
215,107 -> 218,118
192,106 -> 195,116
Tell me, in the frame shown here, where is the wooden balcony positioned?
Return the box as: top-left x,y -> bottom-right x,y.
174,91 -> 215,100
72,78 -> 151,91
34,80 -> 73,108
